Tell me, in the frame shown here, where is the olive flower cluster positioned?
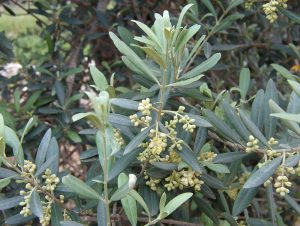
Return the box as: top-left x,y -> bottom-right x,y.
198,151 -> 217,162
246,135 -> 259,152
19,161 -> 63,225
245,0 -> 288,23
130,99 -> 200,191
164,168 -> 204,191
262,0 -> 288,23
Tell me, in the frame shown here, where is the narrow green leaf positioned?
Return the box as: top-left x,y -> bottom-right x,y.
239,68 -> 250,100
4,126 -> 24,166
108,148 -> 140,181
0,196 -> 23,210
169,74 -> 204,87
51,203 -> 64,226
202,0 -> 217,17
0,177 -> 11,189
159,192 -> 167,213
227,0 -> 244,11
109,32 -> 160,85
232,188 -> 258,216
288,80 -> 300,97
181,53 -> 221,79
203,109 -> 243,144
109,114 -> 132,126
35,155 -> 57,177
5,214 -> 35,225
163,192 -> 193,216
202,174 -> 225,189
97,199 -> 108,226
278,7 -> 300,24
264,79 -> 279,139
128,190 -> 151,218
284,195 -> 300,215
244,157 -> 282,189
193,127 -> 207,155
177,146 -> 204,173
46,137 -> 59,174
72,112 -> 101,129
271,64 -> 298,81
266,185 -> 276,225
111,98 -> 139,110
172,4 -> 194,45
35,129 -> 51,169
55,80 -> 65,106
251,90 -> 265,130
62,174 -> 100,200
90,65 -> 108,91
269,100 -> 300,136
30,191 -> 43,218
213,152 -> 247,164
124,125 -> 153,155
238,110 -> 269,147
60,221 -> 84,226
206,163 -> 230,174
194,196 -> 219,224
118,173 -> 137,226
222,101 -> 250,141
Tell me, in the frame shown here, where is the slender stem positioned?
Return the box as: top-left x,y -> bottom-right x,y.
101,128 -> 112,226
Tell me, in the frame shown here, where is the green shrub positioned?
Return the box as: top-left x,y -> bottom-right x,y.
0,1 -> 300,225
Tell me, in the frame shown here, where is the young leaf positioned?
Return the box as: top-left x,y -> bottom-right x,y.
163,192 -> 193,216
62,175 -> 100,200
109,32 -> 160,85
159,192 -> 167,213
243,157 -> 282,189
90,65 -> 108,91
30,191 -> 43,218
232,188 -> 259,216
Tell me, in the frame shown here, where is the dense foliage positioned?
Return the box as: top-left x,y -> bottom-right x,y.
0,0 -> 300,225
